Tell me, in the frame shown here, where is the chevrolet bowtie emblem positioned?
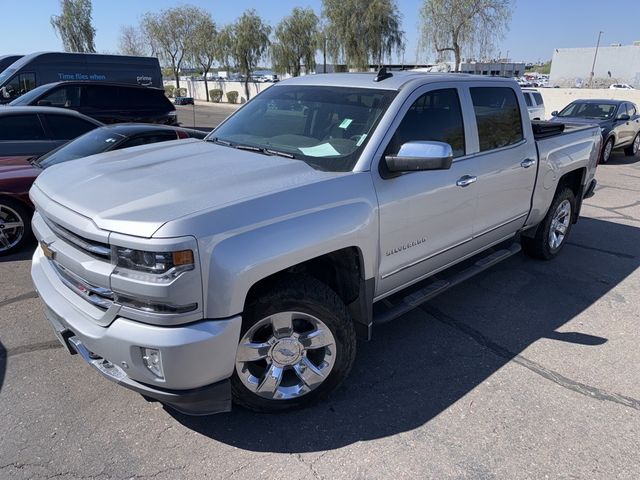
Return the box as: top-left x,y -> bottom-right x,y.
40,241 -> 55,260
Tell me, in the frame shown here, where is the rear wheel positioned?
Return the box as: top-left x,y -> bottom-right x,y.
522,188 -> 576,260
601,137 -> 614,163
0,198 -> 32,256
624,133 -> 640,157
231,275 -> 356,413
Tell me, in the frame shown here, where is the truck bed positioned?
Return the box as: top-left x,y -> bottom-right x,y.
531,120 -> 597,140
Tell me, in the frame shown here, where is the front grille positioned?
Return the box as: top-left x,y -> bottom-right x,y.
51,260 -> 114,310
42,216 -> 111,259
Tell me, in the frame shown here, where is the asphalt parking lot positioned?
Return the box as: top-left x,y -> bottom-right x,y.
175,102 -> 238,131
1,135 -> 639,478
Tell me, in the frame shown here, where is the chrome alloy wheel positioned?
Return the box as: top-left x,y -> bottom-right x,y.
603,139 -> 614,162
0,204 -> 25,253
549,199 -> 571,250
235,311 -> 337,400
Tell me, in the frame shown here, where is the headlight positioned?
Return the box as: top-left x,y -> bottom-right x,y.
113,247 -> 194,275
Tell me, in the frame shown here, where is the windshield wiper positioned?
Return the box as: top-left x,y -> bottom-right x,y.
208,137 -> 296,159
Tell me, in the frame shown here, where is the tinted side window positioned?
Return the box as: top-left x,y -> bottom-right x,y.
40,86 -> 81,108
533,92 -> 544,106
43,114 -> 96,140
617,104 -> 628,118
0,114 -> 46,140
83,85 -> 117,108
628,103 -> 637,117
470,87 -> 523,152
523,93 -> 532,107
388,88 -> 466,158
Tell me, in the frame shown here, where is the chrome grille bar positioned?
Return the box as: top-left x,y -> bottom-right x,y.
51,261 -> 114,310
42,216 -> 111,259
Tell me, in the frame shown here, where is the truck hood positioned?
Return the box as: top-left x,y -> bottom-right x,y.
33,139 -> 340,237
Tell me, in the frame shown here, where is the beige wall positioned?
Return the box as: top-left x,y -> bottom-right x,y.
538,88 -> 640,119
163,79 -> 273,103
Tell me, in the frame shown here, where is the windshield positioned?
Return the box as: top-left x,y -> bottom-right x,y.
35,128 -> 125,168
558,102 -> 617,120
0,68 -> 16,85
209,85 -> 397,171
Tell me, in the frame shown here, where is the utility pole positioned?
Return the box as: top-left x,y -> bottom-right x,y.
588,31 -> 603,89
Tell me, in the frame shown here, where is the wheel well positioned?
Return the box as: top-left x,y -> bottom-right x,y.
557,168 -> 586,222
244,247 -> 373,339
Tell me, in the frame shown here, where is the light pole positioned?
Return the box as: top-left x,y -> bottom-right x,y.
588,31 -> 603,89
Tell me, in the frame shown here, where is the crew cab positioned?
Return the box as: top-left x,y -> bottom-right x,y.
30,72 -> 601,415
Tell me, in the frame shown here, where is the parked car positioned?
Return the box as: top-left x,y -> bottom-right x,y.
0,106 -> 102,165
9,81 -> 178,126
30,72 -> 601,415
0,124 -> 206,255
550,99 -> 640,162
174,96 -> 194,105
609,83 -> 635,90
521,88 -> 546,120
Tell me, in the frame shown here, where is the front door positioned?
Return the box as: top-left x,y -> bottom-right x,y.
372,86 -> 477,297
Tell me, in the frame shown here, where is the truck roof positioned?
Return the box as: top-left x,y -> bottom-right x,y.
281,71 -> 517,91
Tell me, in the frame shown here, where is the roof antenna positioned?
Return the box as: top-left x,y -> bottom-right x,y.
374,66 -> 393,82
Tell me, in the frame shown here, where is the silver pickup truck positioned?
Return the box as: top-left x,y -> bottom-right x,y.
30,72 -> 600,415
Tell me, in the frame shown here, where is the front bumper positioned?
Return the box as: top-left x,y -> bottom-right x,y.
32,247 -> 243,415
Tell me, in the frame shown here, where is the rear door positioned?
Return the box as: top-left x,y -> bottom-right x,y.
617,103 -> 637,146
40,113 -> 99,142
465,84 -> 538,245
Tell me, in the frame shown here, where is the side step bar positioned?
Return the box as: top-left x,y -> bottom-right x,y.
373,243 -> 522,325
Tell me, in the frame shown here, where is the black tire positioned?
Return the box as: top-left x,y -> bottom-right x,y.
0,197 -> 32,257
522,188 -> 576,260
231,274 -> 356,413
623,133 -> 640,157
601,137 -> 614,163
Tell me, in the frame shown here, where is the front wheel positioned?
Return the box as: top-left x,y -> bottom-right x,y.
231,275 -> 356,413
624,133 -> 640,157
522,188 -> 576,260
601,137 -> 614,163
0,198 -> 32,256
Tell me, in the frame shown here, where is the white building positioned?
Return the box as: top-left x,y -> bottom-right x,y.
550,42 -> 640,88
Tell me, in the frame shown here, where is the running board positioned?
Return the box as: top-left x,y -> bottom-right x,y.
373,243 -> 522,325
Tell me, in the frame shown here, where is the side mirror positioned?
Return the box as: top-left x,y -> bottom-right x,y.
551,110 -> 558,116
617,113 -> 630,122
385,141 -> 453,173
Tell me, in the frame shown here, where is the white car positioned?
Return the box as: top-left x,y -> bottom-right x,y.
521,88 -> 546,120
610,83 -> 635,90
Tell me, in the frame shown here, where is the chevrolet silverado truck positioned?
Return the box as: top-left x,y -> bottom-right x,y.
30,71 -> 600,415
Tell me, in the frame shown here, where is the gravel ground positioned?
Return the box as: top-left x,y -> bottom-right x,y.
0,146 -> 638,479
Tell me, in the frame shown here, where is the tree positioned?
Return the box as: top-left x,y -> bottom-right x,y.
322,0 -> 404,70
118,25 -> 149,57
50,0 -> 96,53
230,10 -> 271,100
271,8 -> 320,77
419,0 -> 513,71
142,6 -> 202,89
215,25 -> 235,73
190,13 -> 217,101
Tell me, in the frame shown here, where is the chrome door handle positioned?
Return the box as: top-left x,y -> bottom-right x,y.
521,158 -> 537,168
456,175 -> 477,187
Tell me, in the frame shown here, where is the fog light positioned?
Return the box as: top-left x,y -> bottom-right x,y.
141,348 -> 164,379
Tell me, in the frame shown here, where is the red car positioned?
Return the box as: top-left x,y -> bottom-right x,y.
0,124 -> 208,255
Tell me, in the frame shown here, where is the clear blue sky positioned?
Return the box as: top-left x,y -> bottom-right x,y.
3,0 -> 640,63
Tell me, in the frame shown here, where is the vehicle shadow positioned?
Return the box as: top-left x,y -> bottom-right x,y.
607,152 -> 640,166
0,239 -> 36,263
0,341 -> 5,393
170,217 -> 638,453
